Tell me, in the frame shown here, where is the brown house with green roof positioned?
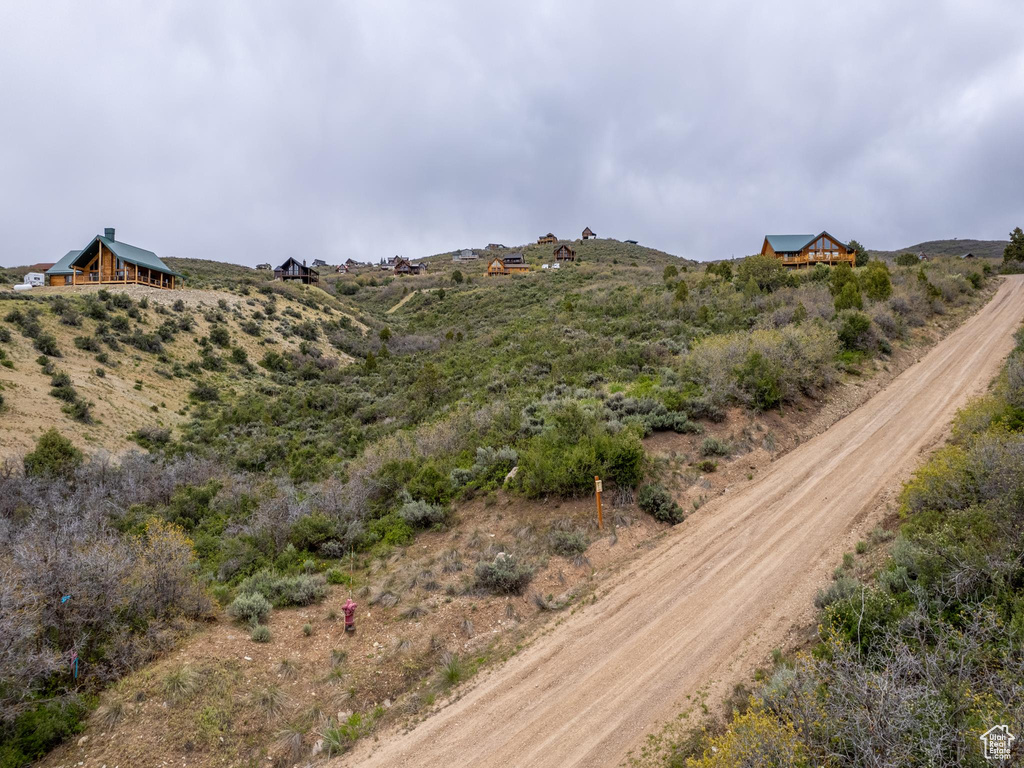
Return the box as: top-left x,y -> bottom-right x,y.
46,228 -> 182,288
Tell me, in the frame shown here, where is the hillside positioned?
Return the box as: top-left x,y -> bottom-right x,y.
0,281 -> 365,458
868,237 -> 1008,260
0,248 -> 1002,767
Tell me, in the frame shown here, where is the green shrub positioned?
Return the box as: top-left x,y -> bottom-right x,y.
73,335 -> 100,352
23,429 -> 83,478
549,530 -> 588,557
0,696 -> 90,767
364,513 -> 414,548
288,513 -> 338,552
33,333 -> 61,357
260,350 -> 291,372
250,624 -> 272,643
398,499 -> 448,528
837,312 -> 872,351
227,592 -> 272,624
696,459 -> 717,473
238,570 -> 326,607
62,399 -> 93,423
735,351 -> 784,411
833,281 -> 863,311
189,383 -> 220,402
894,252 -> 920,267
735,253 -> 791,293
700,436 -> 732,457
209,325 -> 230,347
860,261 -> 892,301
474,554 -> 533,595
518,405 -> 644,497
637,483 -> 685,524
325,568 -> 351,586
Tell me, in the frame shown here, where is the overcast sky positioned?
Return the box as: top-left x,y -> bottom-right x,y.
1,1 -> 1022,267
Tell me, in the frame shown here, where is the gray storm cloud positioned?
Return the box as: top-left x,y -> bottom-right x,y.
1,1 -> 1022,266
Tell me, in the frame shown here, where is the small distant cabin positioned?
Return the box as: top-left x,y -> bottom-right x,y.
554,244 -> 576,261
46,228 -> 182,288
486,253 -> 529,276
255,263 -> 272,270
453,248 -> 480,262
312,258 -> 329,268
394,257 -> 426,276
345,258 -> 361,268
961,252 -> 976,260
624,239 -> 638,245
274,257 -> 319,285
761,231 -> 855,269
582,227 -> 596,240
486,243 -> 506,251
538,233 -> 557,245
335,264 -> 349,274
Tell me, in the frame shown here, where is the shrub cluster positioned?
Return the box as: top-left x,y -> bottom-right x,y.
237,570 -> 327,607
637,483 -> 685,524
474,553 -> 533,595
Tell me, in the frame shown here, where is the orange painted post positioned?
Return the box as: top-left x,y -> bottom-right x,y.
594,476 -> 603,530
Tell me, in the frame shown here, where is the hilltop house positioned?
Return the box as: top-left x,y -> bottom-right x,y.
487,252 -> 529,276
538,233 -> 557,244
453,248 -> 480,262
961,252 -> 976,259
486,243 -> 506,251
394,257 -> 427,275
760,232 -> 855,269
274,257 -> 319,285
45,228 -> 182,289
554,244 -> 576,261
312,258 -> 329,268
345,258 -> 361,269
255,263 -> 272,270
582,227 -> 596,240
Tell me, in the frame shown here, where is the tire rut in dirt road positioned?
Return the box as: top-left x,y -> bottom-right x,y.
339,276 -> 1024,768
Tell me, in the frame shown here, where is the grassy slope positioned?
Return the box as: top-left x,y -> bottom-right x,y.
0,282 -> 360,459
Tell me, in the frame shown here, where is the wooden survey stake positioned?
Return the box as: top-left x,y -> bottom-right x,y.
594,476 -> 603,530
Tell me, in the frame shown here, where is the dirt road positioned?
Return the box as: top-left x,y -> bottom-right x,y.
341,276 -> 1024,768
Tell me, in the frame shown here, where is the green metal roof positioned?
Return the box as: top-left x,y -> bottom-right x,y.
98,236 -> 183,278
765,234 -> 816,253
66,235 -> 183,278
46,250 -> 82,275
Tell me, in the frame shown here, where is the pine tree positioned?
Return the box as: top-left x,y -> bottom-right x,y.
1004,227 -> 1024,263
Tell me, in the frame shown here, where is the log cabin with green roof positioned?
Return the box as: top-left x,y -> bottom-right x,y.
46,227 -> 182,288
761,231 -> 855,269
